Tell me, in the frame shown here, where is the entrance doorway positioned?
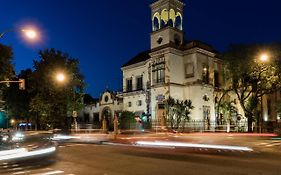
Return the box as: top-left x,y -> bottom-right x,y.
157,103 -> 166,129
101,107 -> 113,131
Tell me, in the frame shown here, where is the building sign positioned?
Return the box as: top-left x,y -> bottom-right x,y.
156,95 -> 165,102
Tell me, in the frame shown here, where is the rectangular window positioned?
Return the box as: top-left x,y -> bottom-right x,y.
128,102 -> 132,107
126,78 -> 132,92
136,76 -> 143,90
155,69 -> 165,84
185,63 -> 194,78
137,100 -> 142,106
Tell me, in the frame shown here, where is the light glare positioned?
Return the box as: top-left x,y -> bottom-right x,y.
260,54 -> 269,62
56,73 -> 66,82
22,29 -> 37,40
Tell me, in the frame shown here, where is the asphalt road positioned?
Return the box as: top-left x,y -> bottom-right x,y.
1,142 -> 281,175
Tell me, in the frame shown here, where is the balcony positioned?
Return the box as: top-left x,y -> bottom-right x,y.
153,78 -> 165,86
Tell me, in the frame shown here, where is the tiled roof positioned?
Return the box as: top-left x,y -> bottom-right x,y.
122,40 -> 217,67
122,50 -> 151,68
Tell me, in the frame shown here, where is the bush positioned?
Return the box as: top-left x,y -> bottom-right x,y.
118,111 -> 136,129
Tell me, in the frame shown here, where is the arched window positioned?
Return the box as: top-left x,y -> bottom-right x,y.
161,20 -> 166,28
175,16 -> 182,30
175,13 -> 183,30
152,12 -> 160,31
167,19 -> 173,27
153,17 -> 160,31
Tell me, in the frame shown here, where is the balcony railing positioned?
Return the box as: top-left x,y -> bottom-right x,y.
153,78 -> 165,85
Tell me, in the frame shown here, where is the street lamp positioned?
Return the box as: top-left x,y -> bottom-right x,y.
56,73 -> 66,83
54,72 -> 77,130
259,53 -> 269,63
0,27 -> 39,42
258,53 -> 270,133
21,29 -> 38,40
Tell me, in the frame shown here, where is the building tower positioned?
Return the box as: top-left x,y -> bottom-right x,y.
150,0 -> 185,50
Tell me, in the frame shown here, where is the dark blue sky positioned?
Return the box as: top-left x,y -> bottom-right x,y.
1,0 -> 280,97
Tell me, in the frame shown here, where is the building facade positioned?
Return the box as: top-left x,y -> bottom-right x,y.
78,0 -> 280,132
122,0 -> 223,130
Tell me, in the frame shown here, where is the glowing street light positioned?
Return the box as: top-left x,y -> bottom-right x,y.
21,29 -> 37,40
0,26 -> 40,42
10,119 -> 15,124
259,53 -> 269,63
56,73 -> 66,83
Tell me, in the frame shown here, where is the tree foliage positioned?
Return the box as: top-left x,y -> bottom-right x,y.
29,49 -> 85,129
3,69 -> 33,123
221,43 -> 281,132
165,96 -> 194,131
0,44 -> 14,82
118,111 -> 135,129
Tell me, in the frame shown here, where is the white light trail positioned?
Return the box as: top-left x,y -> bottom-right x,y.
0,148 -> 27,157
31,170 -> 64,175
52,135 -> 81,141
0,147 -> 56,161
136,141 -> 253,151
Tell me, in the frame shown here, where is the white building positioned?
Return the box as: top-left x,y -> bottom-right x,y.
121,0 -> 224,130
80,0 -> 281,132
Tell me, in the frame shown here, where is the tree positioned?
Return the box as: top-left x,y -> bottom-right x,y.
118,111 -> 135,129
218,99 -> 237,132
3,69 -> 34,128
30,49 -> 85,130
0,44 -> 15,127
0,44 -> 14,83
277,101 -> 281,120
165,96 -> 194,132
221,43 -> 281,132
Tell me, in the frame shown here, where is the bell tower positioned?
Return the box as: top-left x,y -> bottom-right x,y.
150,0 -> 185,50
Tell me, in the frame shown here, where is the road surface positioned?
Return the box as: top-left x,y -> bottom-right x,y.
1,140 -> 281,175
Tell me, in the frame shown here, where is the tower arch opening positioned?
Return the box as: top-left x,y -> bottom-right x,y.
152,12 -> 160,31
175,12 -> 183,30
160,9 -> 169,27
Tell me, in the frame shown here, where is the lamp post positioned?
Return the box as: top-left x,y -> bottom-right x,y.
0,27 -> 39,41
55,72 -> 78,131
258,53 -> 269,133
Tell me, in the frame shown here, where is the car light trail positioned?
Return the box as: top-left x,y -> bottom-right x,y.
52,135 -> 81,141
0,148 -> 27,157
0,147 -> 56,161
271,138 -> 281,140
32,170 -> 64,175
136,141 -> 253,151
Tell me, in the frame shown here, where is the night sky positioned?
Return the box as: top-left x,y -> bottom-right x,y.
0,0 -> 280,97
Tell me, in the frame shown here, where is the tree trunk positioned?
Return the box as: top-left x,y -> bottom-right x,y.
247,114 -> 253,133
